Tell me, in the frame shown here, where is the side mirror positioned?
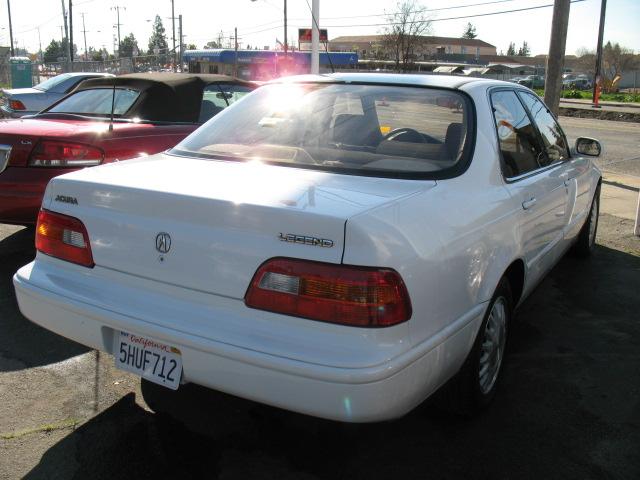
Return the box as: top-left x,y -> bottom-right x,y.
575,137 -> 602,157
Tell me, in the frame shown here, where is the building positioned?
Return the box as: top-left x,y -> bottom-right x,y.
329,35 -> 497,62
183,49 -> 358,81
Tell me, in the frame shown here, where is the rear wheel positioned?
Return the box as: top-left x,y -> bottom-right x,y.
439,277 -> 512,415
573,188 -> 600,258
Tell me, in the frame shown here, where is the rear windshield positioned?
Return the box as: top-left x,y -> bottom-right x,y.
34,73 -> 72,91
171,83 -> 473,178
48,88 -> 140,116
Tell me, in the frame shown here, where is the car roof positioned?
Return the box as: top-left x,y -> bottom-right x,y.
272,72 -> 505,89
65,73 -> 255,123
64,72 -> 113,77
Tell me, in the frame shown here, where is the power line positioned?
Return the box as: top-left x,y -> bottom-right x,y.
293,0 -> 586,28
318,0 -> 521,20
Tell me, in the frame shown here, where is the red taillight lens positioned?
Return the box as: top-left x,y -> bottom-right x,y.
29,140 -> 104,167
36,210 -> 94,267
9,99 -> 26,110
245,258 -> 412,327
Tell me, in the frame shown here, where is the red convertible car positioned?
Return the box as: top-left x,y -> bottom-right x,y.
0,73 -> 254,225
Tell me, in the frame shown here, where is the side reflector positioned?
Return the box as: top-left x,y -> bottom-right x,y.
245,258 -> 412,327
36,210 -> 94,267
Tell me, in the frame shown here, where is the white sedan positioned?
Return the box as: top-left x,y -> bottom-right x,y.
13,73 -> 602,422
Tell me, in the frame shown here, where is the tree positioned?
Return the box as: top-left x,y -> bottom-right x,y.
119,33 -> 139,58
43,39 -> 76,63
506,42 -> 516,56
204,40 -> 221,49
462,23 -> 477,39
382,0 -> 432,72
186,43 -> 197,51
602,42 -> 638,91
147,15 -> 168,56
517,41 -> 530,57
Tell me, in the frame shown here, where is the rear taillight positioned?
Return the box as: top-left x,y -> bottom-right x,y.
9,99 -> 26,110
36,210 -> 94,267
28,140 -> 104,167
245,258 -> 412,327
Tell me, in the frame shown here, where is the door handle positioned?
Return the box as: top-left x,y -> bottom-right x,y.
522,197 -> 537,210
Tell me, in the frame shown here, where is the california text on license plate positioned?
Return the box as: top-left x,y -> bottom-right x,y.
114,331 -> 183,390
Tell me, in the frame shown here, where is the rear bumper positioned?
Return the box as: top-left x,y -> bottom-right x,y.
0,166 -> 72,224
14,257 -> 485,422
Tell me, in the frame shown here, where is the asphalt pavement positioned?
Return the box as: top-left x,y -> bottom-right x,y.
1,115 -> 639,480
560,116 -> 640,177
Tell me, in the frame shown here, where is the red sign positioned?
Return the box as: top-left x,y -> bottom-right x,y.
298,28 -> 328,43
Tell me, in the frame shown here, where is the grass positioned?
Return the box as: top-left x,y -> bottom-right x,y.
533,88 -> 640,103
0,418 -> 80,440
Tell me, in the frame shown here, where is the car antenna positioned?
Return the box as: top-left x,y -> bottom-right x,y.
108,76 -> 116,132
304,0 -> 334,74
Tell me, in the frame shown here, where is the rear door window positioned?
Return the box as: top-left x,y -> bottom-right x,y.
48,88 -> 140,116
490,90 -> 544,178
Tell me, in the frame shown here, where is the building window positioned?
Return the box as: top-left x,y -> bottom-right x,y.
447,45 -> 452,54
476,47 -> 480,57
461,46 -> 467,55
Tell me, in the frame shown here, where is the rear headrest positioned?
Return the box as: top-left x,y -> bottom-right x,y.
444,122 -> 465,161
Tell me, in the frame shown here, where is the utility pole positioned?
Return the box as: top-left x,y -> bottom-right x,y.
311,0 -> 319,74
171,0 -> 176,71
284,0 -> 287,55
81,13 -> 88,61
37,27 -> 43,62
111,6 -> 124,58
543,0 -> 571,116
234,27 -> 238,77
178,14 -> 183,72
61,0 -> 68,46
592,0 -> 607,106
6,0 -> 14,57
69,0 -> 74,66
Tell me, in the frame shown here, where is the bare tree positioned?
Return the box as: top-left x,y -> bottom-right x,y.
382,1 -> 432,72
602,42 -> 638,91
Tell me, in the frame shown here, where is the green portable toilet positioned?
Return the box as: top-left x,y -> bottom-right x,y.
9,57 -> 33,89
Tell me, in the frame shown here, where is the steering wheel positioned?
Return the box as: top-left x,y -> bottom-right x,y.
382,127 -> 426,143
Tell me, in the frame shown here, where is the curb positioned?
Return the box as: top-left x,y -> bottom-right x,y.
559,107 -> 640,123
561,99 -> 640,110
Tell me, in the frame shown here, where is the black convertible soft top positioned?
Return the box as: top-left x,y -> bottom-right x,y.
69,73 -> 255,123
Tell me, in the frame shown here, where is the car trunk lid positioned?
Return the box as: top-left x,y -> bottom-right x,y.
45,153 -> 433,299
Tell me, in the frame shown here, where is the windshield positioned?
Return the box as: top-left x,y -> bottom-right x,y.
34,73 -> 73,91
47,88 -> 140,116
171,83 -> 472,178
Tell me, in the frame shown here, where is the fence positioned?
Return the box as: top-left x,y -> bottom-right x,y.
27,55 -> 183,85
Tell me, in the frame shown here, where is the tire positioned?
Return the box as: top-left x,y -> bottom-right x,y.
572,187 -> 600,258
439,277 -> 513,416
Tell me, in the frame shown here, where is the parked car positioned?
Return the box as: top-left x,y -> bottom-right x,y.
516,75 -> 545,89
0,73 -> 255,225
0,72 -> 114,118
14,74 -> 602,422
563,76 -> 593,90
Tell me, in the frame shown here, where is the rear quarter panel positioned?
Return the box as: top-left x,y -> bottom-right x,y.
343,83 -> 521,350
95,124 -> 196,162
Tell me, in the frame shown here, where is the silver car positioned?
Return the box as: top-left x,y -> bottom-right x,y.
0,72 -> 113,118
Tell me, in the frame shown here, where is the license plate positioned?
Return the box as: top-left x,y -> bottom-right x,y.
114,331 -> 183,390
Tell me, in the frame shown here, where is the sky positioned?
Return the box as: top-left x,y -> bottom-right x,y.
1,0 -> 639,58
